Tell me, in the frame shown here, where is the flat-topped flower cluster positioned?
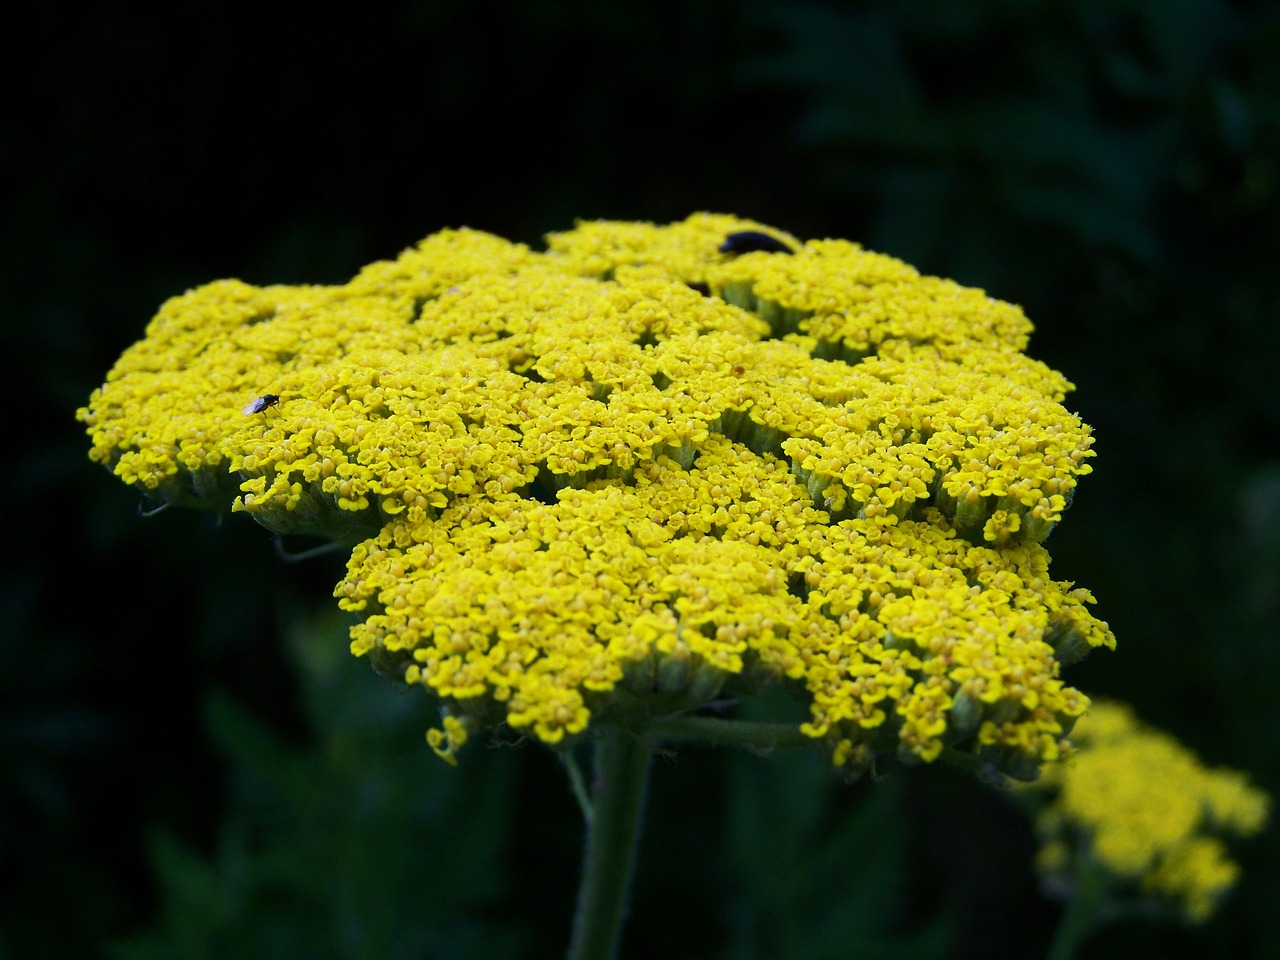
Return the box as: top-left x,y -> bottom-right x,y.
79,213 -> 1114,779
1023,700 -> 1270,922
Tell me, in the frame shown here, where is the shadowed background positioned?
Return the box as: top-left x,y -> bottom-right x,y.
5,2 -> 1278,958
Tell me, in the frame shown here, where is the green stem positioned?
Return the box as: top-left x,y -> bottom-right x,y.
1045,855 -> 1109,960
566,725 -> 652,960
561,748 -> 595,826
641,715 -> 811,751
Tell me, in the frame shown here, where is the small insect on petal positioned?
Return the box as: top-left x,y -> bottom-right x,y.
719,231 -> 796,255
243,393 -> 281,415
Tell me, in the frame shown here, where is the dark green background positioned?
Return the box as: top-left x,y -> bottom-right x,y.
5,2 -> 1278,957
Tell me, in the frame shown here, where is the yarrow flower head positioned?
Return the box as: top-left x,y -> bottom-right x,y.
1022,699 -> 1270,923
78,213 -> 1114,781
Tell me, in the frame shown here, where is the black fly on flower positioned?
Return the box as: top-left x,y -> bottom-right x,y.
243,393 -> 281,415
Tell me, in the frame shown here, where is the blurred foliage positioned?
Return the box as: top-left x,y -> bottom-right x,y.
102,615 -> 956,960
716,693 -> 955,960
4,0 -> 1279,957
108,608 -> 527,960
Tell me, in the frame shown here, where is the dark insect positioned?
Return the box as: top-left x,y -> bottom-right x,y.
719,231 -> 795,255
243,393 -> 281,415
686,281 -> 711,296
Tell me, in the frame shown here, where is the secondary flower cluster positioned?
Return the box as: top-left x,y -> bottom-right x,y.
1022,700 -> 1270,922
79,213 -> 1113,779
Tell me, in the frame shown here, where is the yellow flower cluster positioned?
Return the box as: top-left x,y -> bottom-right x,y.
79,213 -> 1113,778
1026,700 -> 1270,922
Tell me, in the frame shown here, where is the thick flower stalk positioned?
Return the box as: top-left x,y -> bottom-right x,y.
1023,699 -> 1270,927
79,213 -> 1114,782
